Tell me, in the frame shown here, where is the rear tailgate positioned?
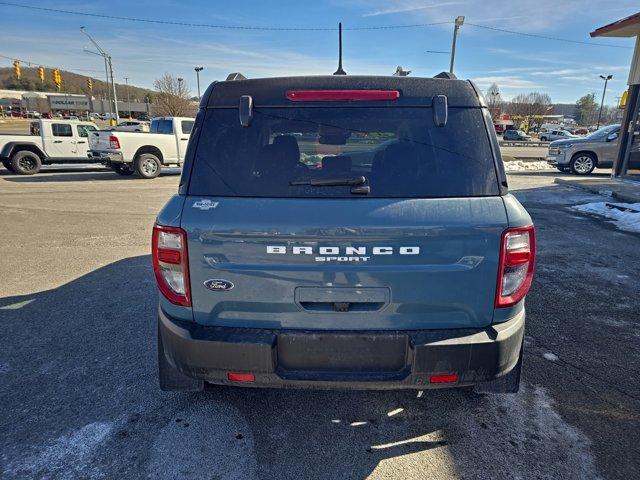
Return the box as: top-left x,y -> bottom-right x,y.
89,130 -> 115,151
182,196 -> 507,330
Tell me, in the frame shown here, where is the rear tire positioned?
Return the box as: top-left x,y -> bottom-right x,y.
134,153 -> 161,179
112,164 -> 134,176
540,136 -> 547,142
569,153 -> 596,175
2,160 -> 14,173
158,324 -> 204,392
11,150 -> 42,175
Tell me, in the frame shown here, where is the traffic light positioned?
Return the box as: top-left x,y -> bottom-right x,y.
13,60 -> 21,79
86,78 -> 93,91
37,66 -> 45,82
52,69 -> 62,90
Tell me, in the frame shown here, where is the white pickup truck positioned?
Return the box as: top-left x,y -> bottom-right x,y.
1,119 -> 99,174
88,117 -> 195,178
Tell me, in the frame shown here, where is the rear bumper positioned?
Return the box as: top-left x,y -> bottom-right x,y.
159,308 -> 525,390
88,150 -> 124,164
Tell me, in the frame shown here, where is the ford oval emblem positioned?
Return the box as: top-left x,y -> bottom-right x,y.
203,279 -> 234,292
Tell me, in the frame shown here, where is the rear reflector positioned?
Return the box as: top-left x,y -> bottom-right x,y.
286,90 -> 400,102
430,373 -> 459,384
227,372 -> 255,383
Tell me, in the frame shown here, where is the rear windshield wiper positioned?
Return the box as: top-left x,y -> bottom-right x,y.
289,176 -> 367,187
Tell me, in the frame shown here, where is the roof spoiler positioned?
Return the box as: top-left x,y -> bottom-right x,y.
434,72 -> 457,79
226,72 -> 247,81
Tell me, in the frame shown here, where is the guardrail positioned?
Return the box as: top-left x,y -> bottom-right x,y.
499,140 -> 549,148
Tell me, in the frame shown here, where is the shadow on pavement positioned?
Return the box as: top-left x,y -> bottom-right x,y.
0,169 -> 181,183
0,256 -> 604,479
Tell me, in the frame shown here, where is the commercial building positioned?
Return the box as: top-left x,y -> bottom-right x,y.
0,89 -> 150,116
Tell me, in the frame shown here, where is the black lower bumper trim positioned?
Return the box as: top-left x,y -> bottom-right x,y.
158,307 -> 525,390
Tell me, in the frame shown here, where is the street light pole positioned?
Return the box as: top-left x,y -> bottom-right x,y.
80,26 -> 120,124
194,67 -> 203,100
596,74 -> 613,129
124,77 -> 131,118
449,16 -> 465,75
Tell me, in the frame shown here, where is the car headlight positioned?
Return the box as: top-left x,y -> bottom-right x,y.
558,144 -> 572,149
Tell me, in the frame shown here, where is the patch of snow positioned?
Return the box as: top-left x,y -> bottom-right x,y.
4,421 -> 114,479
572,202 -> 640,233
543,352 -> 559,362
504,160 -> 552,172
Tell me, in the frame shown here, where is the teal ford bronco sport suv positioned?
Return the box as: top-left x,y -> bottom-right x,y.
153,74 -> 535,393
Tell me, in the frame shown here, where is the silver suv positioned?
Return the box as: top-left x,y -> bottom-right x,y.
547,124 -> 627,175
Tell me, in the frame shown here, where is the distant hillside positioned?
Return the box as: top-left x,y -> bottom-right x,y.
0,67 -> 155,102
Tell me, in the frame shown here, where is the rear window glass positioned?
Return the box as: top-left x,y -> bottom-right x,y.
52,123 -> 73,137
150,119 -> 173,134
189,107 -> 499,198
181,120 -> 194,134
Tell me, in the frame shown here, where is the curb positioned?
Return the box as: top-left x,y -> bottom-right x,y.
554,178 -> 640,203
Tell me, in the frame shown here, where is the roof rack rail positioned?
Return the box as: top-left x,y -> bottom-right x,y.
434,72 -> 457,79
226,72 -> 247,81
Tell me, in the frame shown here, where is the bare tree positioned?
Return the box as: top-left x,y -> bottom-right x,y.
485,83 -> 503,112
152,73 -> 195,117
506,92 -> 552,131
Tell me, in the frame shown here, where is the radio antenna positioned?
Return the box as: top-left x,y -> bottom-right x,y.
333,22 -> 346,75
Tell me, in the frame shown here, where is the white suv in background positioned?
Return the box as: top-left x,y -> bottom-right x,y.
114,120 -> 150,132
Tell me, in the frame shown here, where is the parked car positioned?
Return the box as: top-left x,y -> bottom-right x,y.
41,112 -> 52,119
114,120 -> 150,132
0,119 -> 99,174
153,74 -> 535,394
547,124 -> 640,174
539,129 -> 577,142
88,116 -> 194,178
503,129 -> 532,141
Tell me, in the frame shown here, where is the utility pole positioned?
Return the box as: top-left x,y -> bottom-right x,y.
194,67 -> 203,100
596,74 -> 612,129
449,16 -> 465,75
81,26 -> 120,124
124,77 -> 131,118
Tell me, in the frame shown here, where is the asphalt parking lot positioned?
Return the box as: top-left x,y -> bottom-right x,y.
1,167 -> 639,479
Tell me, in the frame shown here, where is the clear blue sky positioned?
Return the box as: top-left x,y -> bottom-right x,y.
0,0 -> 637,104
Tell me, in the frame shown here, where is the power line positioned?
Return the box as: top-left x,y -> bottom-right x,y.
0,2 -> 449,30
0,1 -> 631,49
466,22 -> 632,49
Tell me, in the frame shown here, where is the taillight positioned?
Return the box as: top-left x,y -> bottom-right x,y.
109,135 -> 121,149
286,90 -> 400,102
495,225 -> 536,308
152,224 -> 191,306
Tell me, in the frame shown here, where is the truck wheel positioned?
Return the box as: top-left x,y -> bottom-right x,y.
158,324 -> 204,392
112,164 -> 134,176
2,160 -> 15,173
135,153 -> 161,179
569,153 -> 596,175
11,151 -> 42,175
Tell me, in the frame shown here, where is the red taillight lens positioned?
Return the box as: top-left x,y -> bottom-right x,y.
227,372 -> 255,383
152,224 -> 191,306
286,90 -> 400,102
430,373 -> 459,384
109,135 -> 120,149
495,225 -> 536,308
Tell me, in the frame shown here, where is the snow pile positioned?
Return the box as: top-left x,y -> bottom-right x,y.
572,202 -> 640,233
503,160 -> 552,172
